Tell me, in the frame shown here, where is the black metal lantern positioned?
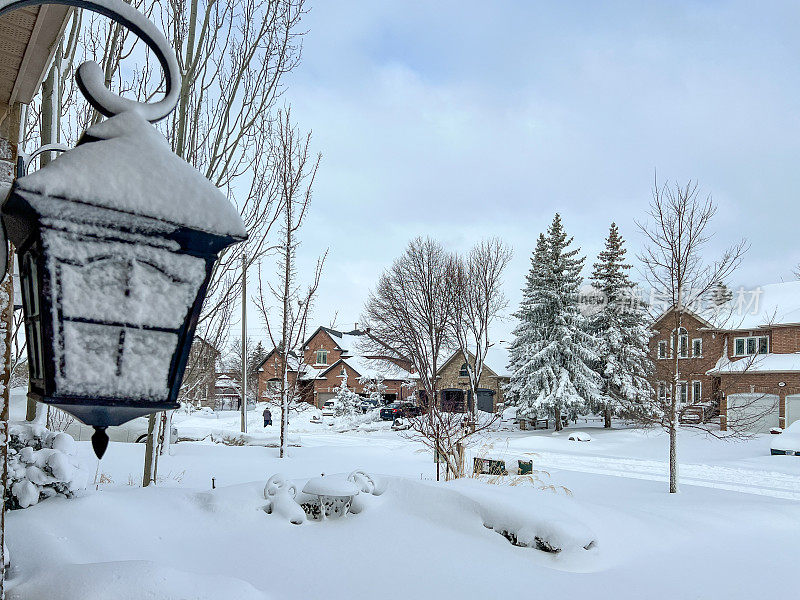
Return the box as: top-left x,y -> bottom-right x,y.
0,0 -> 246,458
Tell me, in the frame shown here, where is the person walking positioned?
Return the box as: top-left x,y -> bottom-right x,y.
263,407 -> 272,427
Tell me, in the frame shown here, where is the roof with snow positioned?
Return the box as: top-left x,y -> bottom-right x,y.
655,281 -> 800,332
15,111 -> 246,239
701,281 -> 800,330
438,346 -> 511,378
708,353 -> 800,375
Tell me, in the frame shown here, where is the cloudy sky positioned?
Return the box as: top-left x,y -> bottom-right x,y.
250,0 -> 800,358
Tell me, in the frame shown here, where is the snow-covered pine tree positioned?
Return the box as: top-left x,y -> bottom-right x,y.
333,372 -> 361,418
506,214 -> 601,431
589,223 -> 653,427
358,374 -> 387,407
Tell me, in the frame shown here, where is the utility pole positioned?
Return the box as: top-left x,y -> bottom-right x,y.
241,252 -> 247,433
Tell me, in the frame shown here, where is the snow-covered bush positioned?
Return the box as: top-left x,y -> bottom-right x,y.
5,423 -> 89,510
333,375 -> 361,418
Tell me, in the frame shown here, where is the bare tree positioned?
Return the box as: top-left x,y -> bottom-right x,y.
450,239 -> 512,424
363,238 -> 486,480
636,178 -> 747,493
255,110 -> 324,459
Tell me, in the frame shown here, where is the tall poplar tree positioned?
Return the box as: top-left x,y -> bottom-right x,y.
507,214 -> 601,431
589,223 -> 652,427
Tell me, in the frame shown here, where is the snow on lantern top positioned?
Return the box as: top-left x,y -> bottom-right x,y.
16,111 -> 246,239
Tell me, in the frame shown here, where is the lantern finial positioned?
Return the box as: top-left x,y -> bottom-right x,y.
91,427 -> 109,459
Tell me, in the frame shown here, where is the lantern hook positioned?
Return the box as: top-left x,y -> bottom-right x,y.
0,0 -> 181,123
16,143 -> 70,177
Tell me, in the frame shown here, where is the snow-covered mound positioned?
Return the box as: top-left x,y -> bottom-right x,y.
7,560 -> 269,600
6,423 -> 89,509
568,431 -> 592,442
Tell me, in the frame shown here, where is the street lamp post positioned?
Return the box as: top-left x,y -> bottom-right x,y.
0,0 -> 247,459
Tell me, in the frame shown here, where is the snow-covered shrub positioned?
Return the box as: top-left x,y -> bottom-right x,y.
5,423 -> 89,510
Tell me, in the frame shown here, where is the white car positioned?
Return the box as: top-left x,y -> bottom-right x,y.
770,420 -> 800,456
321,400 -> 336,417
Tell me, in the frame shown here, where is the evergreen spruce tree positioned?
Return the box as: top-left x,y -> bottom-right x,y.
333,372 -> 361,418
589,223 -> 653,427
507,214 -> 601,431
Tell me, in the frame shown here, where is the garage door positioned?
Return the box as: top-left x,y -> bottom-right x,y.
476,389 -> 495,413
726,393 -> 779,433
785,395 -> 800,428
316,392 -> 335,408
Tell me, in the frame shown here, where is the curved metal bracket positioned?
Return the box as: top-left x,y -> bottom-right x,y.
16,143 -> 70,176
0,0 -> 181,122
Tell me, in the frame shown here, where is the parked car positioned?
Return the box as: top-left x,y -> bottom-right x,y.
379,402 -> 423,421
322,400 -> 336,417
771,420 -> 800,455
65,417 -> 178,445
361,399 -> 379,414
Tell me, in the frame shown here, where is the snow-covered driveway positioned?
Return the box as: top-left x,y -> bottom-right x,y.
530,450 -> 800,499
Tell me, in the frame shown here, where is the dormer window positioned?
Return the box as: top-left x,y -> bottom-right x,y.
315,349 -> 328,365
459,363 -> 469,377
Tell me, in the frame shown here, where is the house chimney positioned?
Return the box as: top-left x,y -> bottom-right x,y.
354,322 -> 358,331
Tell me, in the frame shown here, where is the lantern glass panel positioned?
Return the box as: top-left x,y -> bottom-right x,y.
41,228 -> 206,402
21,251 -> 44,382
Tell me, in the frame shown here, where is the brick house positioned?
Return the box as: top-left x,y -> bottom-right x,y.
649,281 -> 800,432
257,326 -> 418,408
436,350 -> 509,413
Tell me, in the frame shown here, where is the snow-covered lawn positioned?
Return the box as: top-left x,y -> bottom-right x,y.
6,415 -> 800,599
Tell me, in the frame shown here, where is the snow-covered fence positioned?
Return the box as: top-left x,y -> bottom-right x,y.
5,423 -> 89,509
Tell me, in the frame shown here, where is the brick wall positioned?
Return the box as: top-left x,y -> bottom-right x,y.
649,312 -> 724,403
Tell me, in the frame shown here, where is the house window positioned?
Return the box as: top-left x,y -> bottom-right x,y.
658,341 -> 667,359
692,380 -> 701,403
692,338 -> 702,358
315,350 -> 328,365
264,379 -> 281,396
673,327 -> 688,358
733,335 -> 769,356
678,381 -> 688,404
657,381 -> 668,403
459,363 -> 469,377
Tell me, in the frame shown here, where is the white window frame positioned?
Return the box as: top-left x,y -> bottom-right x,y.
657,381 -> 668,403
733,335 -> 769,357
692,338 -> 702,358
692,380 -> 701,403
658,341 -> 668,359
678,381 -> 689,404
673,327 -> 689,359
315,349 -> 328,365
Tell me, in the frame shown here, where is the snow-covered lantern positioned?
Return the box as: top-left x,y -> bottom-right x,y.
0,0 -> 246,458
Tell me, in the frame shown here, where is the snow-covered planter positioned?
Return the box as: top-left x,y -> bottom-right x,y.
264,471 -> 386,523
5,423 -> 89,510
302,476 -> 360,519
